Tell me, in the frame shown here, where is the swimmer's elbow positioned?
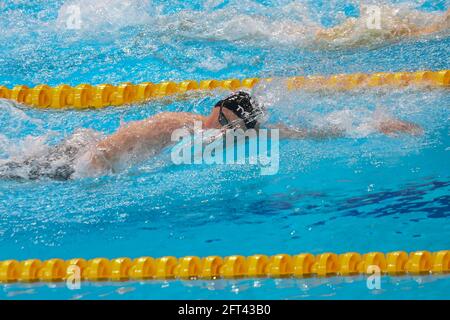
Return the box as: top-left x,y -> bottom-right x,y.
88,151 -> 113,173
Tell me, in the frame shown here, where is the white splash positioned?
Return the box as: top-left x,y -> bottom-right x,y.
56,0 -> 155,32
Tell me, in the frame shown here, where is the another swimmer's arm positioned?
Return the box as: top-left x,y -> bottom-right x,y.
415,8 -> 450,36
408,24 -> 444,37
268,124 -> 345,140
398,9 -> 450,38
315,18 -> 356,41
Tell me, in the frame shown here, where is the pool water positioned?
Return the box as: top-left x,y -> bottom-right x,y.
0,0 -> 449,299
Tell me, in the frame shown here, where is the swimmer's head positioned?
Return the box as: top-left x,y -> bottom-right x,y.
207,91 -> 265,130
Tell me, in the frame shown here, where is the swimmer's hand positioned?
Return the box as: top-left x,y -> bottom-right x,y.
376,119 -> 423,136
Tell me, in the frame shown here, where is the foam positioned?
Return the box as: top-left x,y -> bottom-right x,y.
56,0 -> 154,32
0,100 -> 104,180
250,78 -> 446,139
1,1 -> 447,50
37,0 -> 443,48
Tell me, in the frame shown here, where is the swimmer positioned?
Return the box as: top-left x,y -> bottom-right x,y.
315,7 -> 450,47
84,91 -> 422,175
0,91 -> 422,180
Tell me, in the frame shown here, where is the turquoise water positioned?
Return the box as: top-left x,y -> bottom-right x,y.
0,0 -> 449,299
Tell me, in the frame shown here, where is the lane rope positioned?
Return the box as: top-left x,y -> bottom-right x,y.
0,250 -> 448,283
0,70 -> 448,109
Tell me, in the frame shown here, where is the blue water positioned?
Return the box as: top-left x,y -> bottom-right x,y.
0,0 -> 449,299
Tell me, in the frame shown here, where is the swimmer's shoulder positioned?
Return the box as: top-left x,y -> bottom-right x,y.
126,112 -> 207,133
151,111 -> 206,125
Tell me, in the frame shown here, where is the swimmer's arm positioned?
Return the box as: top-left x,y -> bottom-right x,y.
92,121 -> 148,167
89,112 -> 205,171
408,23 -> 445,37
375,118 -> 423,136
269,118 -> 423,139
267,124 -> 345,140
316,8 -> 449,42
372,107 -> 423,136
410,8 -> 450,37
87,120 -> 149,172
315,18 -> 357,41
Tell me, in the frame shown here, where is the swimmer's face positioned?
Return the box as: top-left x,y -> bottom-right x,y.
208,106 -> 247,130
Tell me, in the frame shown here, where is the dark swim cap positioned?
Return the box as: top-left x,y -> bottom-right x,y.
214,91 -> 261,129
